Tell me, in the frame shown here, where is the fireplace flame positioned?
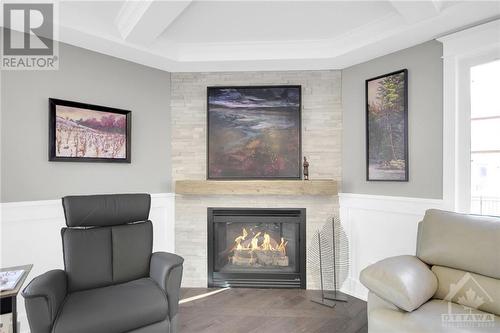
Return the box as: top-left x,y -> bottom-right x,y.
234,228 -> 248,250
233,228 -> 287,254
277,237 -> 288,255
230,228 -> 290,267
250,232 -> 261,251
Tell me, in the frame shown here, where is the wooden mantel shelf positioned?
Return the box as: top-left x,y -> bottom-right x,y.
175,179 -> 337,196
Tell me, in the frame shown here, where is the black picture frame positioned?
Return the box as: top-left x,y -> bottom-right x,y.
207,85 -> 302,180
49,98 -> 131,163
365,69 -> 408,181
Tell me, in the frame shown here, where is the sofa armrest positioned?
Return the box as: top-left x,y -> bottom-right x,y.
360,255 -> 437,312
21,270 -> 67,333
150,252 -> 184,321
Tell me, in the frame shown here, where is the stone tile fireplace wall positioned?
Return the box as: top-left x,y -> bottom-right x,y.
171,70 -> 342,289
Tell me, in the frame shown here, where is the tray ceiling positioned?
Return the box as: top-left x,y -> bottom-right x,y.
7,1 -> 500,71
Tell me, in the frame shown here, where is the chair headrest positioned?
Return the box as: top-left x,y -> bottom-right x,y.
62,193 -> 151,227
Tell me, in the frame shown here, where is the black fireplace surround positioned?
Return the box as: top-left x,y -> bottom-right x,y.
208,208 -> 306,289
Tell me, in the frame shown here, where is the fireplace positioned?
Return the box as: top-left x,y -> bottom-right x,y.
208,208 -> 306,288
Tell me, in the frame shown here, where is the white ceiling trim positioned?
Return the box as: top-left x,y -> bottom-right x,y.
50,1 -> 500,72
437,19 -> 500,58
175,12 -> 402,62
115,0 -> 152,40
389,0 -> 442,24
115,0 -> 193,44
57,24 -> 179,71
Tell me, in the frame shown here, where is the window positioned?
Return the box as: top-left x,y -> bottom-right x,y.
470,60 -> 500,215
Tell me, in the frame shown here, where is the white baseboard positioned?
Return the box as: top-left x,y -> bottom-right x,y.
0,193 -> 175,333
338,193 -> 445,301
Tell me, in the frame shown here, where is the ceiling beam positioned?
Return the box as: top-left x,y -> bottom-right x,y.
115,0 -> 192,45
389,0 -> 443,24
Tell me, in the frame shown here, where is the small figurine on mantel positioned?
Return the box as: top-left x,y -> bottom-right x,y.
303,156 -> 310,180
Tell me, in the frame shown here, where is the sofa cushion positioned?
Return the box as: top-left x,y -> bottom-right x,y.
62,227 -> 113,292
367,292 -> 401,315
417,209 -> 500,279
432,265 -> 500,316
360,255 -> 437,312
369,299 -> 500,333
62,194 -> 151,227
52,278 -> 168,333
112,221 -> 153,283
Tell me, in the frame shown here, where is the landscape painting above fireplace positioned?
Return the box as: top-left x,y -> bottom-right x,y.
207,86 -> 301,179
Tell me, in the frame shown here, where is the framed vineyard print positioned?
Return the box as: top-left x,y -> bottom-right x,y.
49,98 -> 131,163
207,85 -> 301,179
366,69 -> 408,181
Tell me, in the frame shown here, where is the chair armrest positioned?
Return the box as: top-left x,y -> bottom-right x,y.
150,252 -> 184,321
21,270 -> 67,333
360,255 -> 437,312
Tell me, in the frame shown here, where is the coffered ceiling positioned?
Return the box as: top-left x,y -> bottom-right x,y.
18,1 -> 500,71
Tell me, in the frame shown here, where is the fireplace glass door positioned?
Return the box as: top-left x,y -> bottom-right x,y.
208,208 -> 306,288
215,219 -> 298,273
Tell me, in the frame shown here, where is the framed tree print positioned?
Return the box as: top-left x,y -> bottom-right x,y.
366,69 -> 408,181
49,98 -> 131,163
207,86 -> 301,179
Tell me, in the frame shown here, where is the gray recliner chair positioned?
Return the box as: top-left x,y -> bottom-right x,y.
22,193 -> 184,333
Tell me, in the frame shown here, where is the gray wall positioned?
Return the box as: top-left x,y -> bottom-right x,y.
342,40 -> 443,199
1,41 -> 171,202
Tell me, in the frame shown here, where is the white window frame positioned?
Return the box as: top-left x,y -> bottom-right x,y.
438,19 -> 500,213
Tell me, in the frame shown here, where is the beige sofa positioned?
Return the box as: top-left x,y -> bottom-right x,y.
360,209 -> 500,332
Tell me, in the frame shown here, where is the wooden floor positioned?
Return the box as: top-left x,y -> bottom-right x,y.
178,288 -> 367,333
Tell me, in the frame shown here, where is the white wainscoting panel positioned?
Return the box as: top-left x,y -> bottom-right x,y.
0,193 -> 175,333
1,191 -> 446,330
338,193 -> 444,300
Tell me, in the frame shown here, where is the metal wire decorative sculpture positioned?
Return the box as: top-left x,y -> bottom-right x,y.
308,214 -> 349,307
